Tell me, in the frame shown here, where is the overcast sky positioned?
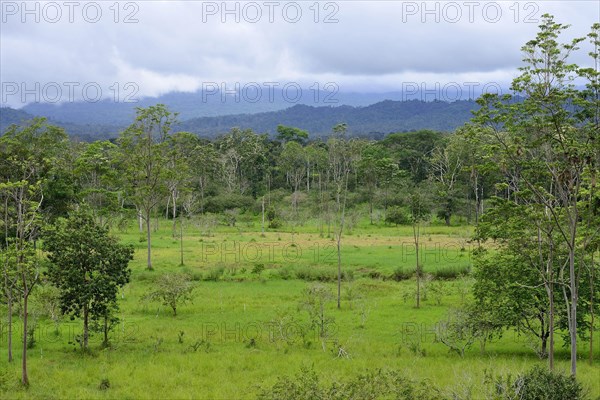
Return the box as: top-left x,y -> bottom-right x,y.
1,0 -> 599,107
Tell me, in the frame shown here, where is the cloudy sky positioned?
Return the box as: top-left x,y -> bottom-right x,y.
1,0 -> 599,107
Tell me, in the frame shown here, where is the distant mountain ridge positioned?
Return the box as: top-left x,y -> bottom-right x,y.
1,98 -> 480,140
178,100 -> 478,138
0,107 -> 122,141
19,90 -> 409,126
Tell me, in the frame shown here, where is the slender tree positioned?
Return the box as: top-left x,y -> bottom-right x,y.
473,17 -> 600,375
0,118 -> 68,386
117,104 -> 176,270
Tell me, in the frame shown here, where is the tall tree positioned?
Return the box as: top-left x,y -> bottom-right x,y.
328,123 -> 360,309
473,16 -> 600,375
165,131 -> 199,237
117,104 -> 176,270
192,142 -> 219,214
358,144 -> 399,224
0,118 -> 68,386
217,128 -> 268,197
74,140 -> 120,226
405,184 -> 431,309
280,141 -> 306,213
429,138 -> 463,226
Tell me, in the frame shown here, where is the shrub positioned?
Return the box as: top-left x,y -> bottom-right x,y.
142,273 -> 195,316
488,365 -> 584,400
295,266 -> 335,282
368,270 -> 382,279
257,366 -> 321,400
203,194 -> 254,213
277,266 -> 293,280
294,266 -> 351,282
257,367 -> 446,400
252,263 -> 265,275
389,267 -> 414,281
268,218 -> 283,229
432,265 -> 470,280
98,378 -> 110,391
385,206 -> 410,226
204,265 -> 225,281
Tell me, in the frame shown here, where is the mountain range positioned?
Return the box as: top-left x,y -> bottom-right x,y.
1,92 -> 481,140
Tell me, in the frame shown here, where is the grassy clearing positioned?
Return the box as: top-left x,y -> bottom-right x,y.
0,217 -> 598,398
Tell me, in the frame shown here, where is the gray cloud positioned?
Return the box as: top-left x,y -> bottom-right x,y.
1,0 -> 598,107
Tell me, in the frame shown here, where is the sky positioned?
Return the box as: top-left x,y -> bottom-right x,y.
1,0 -> 599,108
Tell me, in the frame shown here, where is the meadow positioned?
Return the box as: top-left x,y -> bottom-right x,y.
1,215 -> 599,399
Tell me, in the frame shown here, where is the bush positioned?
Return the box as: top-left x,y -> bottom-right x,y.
252,263 -> 265,275
204,265 -> 225,281
367,270 -> 382,279
203,194 -> 254,213
98,378 -> 110,391
257,367 -> 446,400
142,273 -> 195,316
389,267 -> 414,281
268,218 -> 283,229
488,365 -> 585,400
257,366 -> 321,400
385,206 -> 410,226
277,266 -> 293,280
295,266 -> 335,282
432,265 -> 470,280
293,266 -> 352,282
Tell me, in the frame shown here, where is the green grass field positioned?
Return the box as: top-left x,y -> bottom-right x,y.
1,216 -> 599,399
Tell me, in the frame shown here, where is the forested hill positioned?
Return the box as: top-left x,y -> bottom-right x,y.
178,100 -> 478,138
0,107 -> 121,141
2,99 -> 479,139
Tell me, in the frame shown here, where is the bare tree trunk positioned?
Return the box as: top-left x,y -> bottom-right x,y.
199,181 -> 205,214
569,243 -> 577,376
138,209 -> 143,232
180,217 -> 184,266
548,240 -> 555,370
165,195 -> 170,219
414,222 -> 420,309
307,163 -> 310,192
83,306 -> 89,350
4,197 -> 12,362
590,254 -> 595,365
154,209 -> 159,232
336,175 -> 349,310
383,187 -> 388,221
261,196 -> 265,235
541,330 -> 548,357
549,276 -> 555,370
103,313 -> 109,346
474,171 -> 480,225
337,234 -> 342,309
146,209 -> 153,271
590,252 -> 595,365
7,297 -> 13,362
21,288 -> 29,386
172,190 -> 177,238
318,173 -> 324,237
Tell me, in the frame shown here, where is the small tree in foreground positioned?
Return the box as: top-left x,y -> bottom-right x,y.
301,283 -> 335,343
143,273 -> 195,316
44,209 -> 133,350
